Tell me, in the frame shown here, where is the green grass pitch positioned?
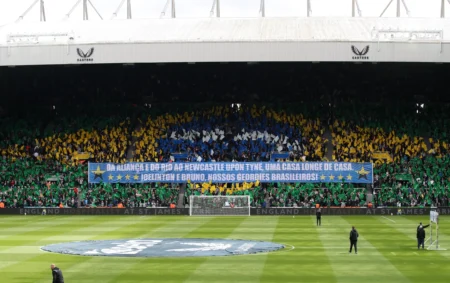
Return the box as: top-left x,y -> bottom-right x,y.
1,215 -> 450,283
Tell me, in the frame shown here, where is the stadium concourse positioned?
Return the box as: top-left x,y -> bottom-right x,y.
0,63 -> 450,209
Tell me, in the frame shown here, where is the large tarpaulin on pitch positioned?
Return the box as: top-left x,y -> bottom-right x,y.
88,162 -> 373,184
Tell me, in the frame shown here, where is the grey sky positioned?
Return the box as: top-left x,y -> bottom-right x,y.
0,0 -> 445,25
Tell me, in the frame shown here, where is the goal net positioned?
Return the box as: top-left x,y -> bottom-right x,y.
426,210 -> 446,250
189,195 -> 250,216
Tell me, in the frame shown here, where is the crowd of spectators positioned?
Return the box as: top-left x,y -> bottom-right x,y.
373,156 -> 450,207
331,120 -> 428,164
186,181 -> 365,208
132,105 -> 327,163
0,158 -> 178,208
0,63 -> 450,208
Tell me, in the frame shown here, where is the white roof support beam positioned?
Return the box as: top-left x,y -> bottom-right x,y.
401,0 -> 410,17
171,0 -> 176,18
380,0 -> 409,17
259,0 -> 265,17
40,0 -> 46,22
161,0 -> 175,18
17,0 -> 47,22
441,0 -> 450,18
307,0 -> 312,17
210,0 -> 220,17
111,0 -> 126,19
87,0 -> 103,20
83,0 -> 88,20
65,0 -> 81,19
352,0 -> 362,17
380,0 -> 394,17
127,0 -> 132,19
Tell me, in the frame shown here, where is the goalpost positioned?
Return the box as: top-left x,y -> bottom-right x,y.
426,210 -> 446,250
189,195 -> 250,216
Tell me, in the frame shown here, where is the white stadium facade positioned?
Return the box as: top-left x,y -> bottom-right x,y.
1,0 -> 450,66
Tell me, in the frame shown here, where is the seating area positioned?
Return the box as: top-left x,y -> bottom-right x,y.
0,158 -> 178,208
186,181 -> 366,208
132,105 -> 327,163
1,98 -> 449,208
373,156 -> 450,207
0,63 -> 450,209
331,120 -> 428,164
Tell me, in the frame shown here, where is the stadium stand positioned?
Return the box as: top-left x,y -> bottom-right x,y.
132,105 -> 327,163
1,63 -> 450,208
331,120 -> 428,164
186,181 -> 366,208
373,156 -> 450,208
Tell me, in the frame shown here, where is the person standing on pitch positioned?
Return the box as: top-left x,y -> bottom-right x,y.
416,222 -> 429,250
316,208 -> 322,226
417,222 -> 430,232
51,264 -> 64,283
349,226 -> 359,254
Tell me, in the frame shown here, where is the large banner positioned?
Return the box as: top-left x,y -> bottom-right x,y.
1,207 -> 448,216
88,162 -> 373,184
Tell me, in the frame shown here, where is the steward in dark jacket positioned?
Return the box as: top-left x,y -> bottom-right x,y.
349,226 -> 359,254
51,264 -> 64,283
417,222 -> 429,249
316,209 -> 322,226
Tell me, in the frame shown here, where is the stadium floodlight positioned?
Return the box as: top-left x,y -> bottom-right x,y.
426,211 -> 447,250
189,195 -> 250,216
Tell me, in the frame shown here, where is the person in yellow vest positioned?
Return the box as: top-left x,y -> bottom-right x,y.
0,201 -> 4,208
59,203 -> 63,208
117,203 -> 124,208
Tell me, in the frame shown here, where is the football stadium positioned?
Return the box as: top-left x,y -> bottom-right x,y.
1,0 -> 450,282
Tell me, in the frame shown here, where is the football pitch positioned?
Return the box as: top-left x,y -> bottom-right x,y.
1,215 -> 450,283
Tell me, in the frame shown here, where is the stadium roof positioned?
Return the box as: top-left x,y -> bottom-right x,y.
0,17 -> 449,44
1,16 -> 450,65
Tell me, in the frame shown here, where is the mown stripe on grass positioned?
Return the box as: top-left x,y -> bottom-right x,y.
0,216 -> 75,240
421,215 -> 450,240
182,216 -> 279,283
183,216 -> 249,238
366,216 -> 450,283
99,216 -> 232,283
49,217 -> 183,283
108,217 -> 250,282
129,216 -> 215,238
0,216 -> 133,255
377,216 -> 450,259
19,215 -> 162,283
261,215 -> 337,283
317,216 -> 411,283
0,216 -> 155,282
